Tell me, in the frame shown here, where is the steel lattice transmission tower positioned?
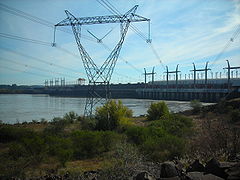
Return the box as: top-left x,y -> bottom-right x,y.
54,5 -> 150,116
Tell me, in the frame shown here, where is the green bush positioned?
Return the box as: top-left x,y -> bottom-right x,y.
125,125 -> 187,161
190,99 -> 202,113
125,126 -> 148,145
21,135 -> 47,163
63,111 -> 78,123
8,143 -> 26,160
44,117 -> 70,134
141,133 -> 185,161
71,130 -> 121,159
77,116 -> 96,130
147,101 -> 169,121
56,148 -> 73,167
45,136 -> 72,156
150,114 -> 193,137
0,126 -> 33,143
95,100 -> 132,131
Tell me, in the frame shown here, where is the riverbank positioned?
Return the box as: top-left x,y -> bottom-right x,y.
0,98 -> 239,179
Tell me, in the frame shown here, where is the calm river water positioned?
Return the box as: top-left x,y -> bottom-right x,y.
0,94 -> 203,124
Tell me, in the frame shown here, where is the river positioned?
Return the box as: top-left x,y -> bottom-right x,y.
0,94 -> 206,124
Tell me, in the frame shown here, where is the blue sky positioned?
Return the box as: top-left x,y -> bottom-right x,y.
0,0 -> 239,85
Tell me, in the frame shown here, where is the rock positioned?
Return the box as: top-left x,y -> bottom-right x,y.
158,177 -> 181,180
205,158 -> 228,179
187,172 -> 224,180
219,162 -> 237,169
83,170 -> 99,180
226,162 -> 240,180
160,162 -> 179,178
186,159 -> 205,172
135,171 -> 156,180
174,160 -> 184,172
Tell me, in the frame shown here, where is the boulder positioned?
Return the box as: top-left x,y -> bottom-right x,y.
160,162 -> 179,178
226,162 -> 240,180
135,171 -> 156,180
158,177 -> 181,180
187,172 -> 224,180
186,159 -> 205,172
205,158 -> 228,179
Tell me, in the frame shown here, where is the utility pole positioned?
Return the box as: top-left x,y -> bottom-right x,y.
164,64 -> 180,88
223,60 -> 240,92
54,6 -> 150,117
44,80 -> 48,87
143,67 -> 156,85
190,62 -> 211,88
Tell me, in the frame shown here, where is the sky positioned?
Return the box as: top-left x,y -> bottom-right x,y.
0,0 -> 239,85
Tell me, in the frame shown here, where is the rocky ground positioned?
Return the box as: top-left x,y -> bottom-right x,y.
8,156 -> 239,180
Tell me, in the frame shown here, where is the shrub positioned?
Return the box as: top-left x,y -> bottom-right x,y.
0,126 -> 33,143
95,100 -> 132,131
71,130 -> 121,159
57,148 -> 73,167
100,141 -> 143,179
125,125 -> 187,161
125,126 -> 149,145
63,111 -> 78,123
230,109 -> 240,123
190,99 -> 202,113
8,142 -> 26,160
150,114 -> 193,137
44,117 -> 70,134
77,116 -> 96,130
21,135 -> 47,163
141,133 -> 185,161
147,101 -> 169,121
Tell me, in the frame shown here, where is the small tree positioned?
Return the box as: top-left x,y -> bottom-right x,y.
147,101 -> 169,121
95,100 -> 132,131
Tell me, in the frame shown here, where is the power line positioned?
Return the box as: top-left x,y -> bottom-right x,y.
0,2 -> 144,76
0,3 -> 96,43
0,64 -> 49,78
100,43 -> 142,73
210,24 -> 240,68
98,0 -> 148,41
96,0 -> 165,68
0,32 -> 81,61
0,46 -> 84,75
0,57 -> 78,78
0,32 -> 51,46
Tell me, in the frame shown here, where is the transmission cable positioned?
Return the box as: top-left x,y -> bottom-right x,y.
0,46 -> 84,75
0,64 -> 49,78
0,32 -> 51,46
0,3 -> 96,43
0,57 -> 78,78
0,32 -> 81,61
210,24 -> 240,68
97,0 -> 165,68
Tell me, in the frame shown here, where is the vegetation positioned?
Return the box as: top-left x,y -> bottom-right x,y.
1,98 -> 239,178
190,99 -> 202,113
146,101 -> 169,120
95,100 -> 132,130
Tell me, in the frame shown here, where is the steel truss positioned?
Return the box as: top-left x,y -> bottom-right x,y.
55,5 -> 149,116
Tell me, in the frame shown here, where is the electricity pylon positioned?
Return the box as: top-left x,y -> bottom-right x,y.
54,5 -> 150,116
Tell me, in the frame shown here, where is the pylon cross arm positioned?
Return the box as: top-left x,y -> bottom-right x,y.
55,6 -> 149,27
